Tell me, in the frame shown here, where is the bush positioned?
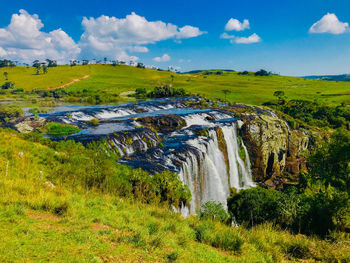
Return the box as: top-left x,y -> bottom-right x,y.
228,187 -> 281,227
45,122 -> 81,136
86,118 -> 99,126
147,85 -> 187,98
0,105 -> 23,120
255,69 -> 271,76
199,202 -> 229,223
193,220 -> 243,252
2,82 -> 15,89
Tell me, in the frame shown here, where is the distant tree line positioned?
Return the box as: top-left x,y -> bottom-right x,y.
135,85 -> 187,99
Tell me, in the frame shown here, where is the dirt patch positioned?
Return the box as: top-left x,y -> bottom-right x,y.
53,74 -> 90,89
26,210 -> 61,221
90,223 -> 110,231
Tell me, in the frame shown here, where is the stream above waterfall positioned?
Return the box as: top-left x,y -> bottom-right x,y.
41,97 -> 257,215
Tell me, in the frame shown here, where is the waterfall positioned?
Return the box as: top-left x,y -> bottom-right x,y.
46,99 -> 256,217
177,123 -> 254,215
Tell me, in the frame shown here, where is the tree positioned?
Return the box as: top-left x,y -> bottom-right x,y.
70,60 -> 77,67
3,72 -> 8,81
199,201 -> 230,223
309,128 -> 350,194
255,69 -> 271,76
273,90 -> 286,104
45,59 -> 57,67
104,57 -> 108,64
42,65 -> 48,74
238,71 -> 249,75
136,62 -> 145,69
32,60 -> 41,75
82,60 -> 89,66
227,187 -> 282,227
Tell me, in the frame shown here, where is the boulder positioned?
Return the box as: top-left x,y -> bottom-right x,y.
14,117 -> 46,133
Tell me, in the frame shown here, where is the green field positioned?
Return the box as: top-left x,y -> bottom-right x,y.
1,64 -> 350,106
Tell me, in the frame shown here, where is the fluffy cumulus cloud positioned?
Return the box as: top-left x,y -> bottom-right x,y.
221,17 -> 261,44
153,53 -> 171,62
0,9 -> 80,63
0,10 -> 204,64
225,18 -> 250,31
309,13 -> 349,34
79,12 -> 204,61
232,33 -> 261,44
221,32 -> 261,44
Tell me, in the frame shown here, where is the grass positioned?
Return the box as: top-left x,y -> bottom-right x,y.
1,65 -> 350,106
0,128 -> 349,262
45,122 -> 81,136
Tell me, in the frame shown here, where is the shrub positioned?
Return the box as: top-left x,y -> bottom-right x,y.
255,69 -> 271,76
0,105 -> 23,120
193,220 -> 243,252
199,201 -> 229,223
1,81 -> 15,89
86,118 -> 99,126
45,122 -> 81,136
228,187 -> 281,227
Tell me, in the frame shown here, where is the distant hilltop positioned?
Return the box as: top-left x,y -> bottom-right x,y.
303,74 -> 350,82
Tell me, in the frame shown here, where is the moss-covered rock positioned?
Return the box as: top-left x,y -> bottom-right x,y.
240,113 -> 310,189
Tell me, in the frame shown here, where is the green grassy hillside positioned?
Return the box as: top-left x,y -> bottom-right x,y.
1,65 -> 350,106
0,128 -> 349,262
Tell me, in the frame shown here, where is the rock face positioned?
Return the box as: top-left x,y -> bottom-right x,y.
240,113 -> 309,189
13,117 -> 46,133
135,114 -> 185,133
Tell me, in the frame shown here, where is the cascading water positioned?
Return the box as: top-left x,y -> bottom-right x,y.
178,122 -> 254,215
43,98 -> 256,216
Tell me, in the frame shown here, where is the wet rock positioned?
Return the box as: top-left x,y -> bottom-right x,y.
135,114 -> 185,132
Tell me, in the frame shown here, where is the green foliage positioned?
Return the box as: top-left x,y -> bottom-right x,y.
228,187 -> 282,227
238,71 -> 249,75
86,118 -> 99,126
0,105 -> 23,120
199,202 -> 230,223
45,122 -> 81,136
147,85 -> 187,98
0,59 -> 16,68
265,99 -> 350,129
2,81 -> 15,89
192,220 -> 244,252
309,128 -> 350,193
255,69 -> 271,76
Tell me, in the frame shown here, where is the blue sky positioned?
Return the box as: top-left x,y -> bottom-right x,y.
0,0 -> 350,75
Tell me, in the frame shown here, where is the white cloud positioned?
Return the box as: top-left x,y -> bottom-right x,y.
220,32 -> 235,39
153,54 -> 171,62
176,25 -> 204,39
231,33 -> 261,44
309,13 -> 349,34
225,18 -> 250,31
127,46 -> 149,53
0,10 -> 204,64
0,9 -> 80,63
0,47 -> 7,56
79,12 -> 204,61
